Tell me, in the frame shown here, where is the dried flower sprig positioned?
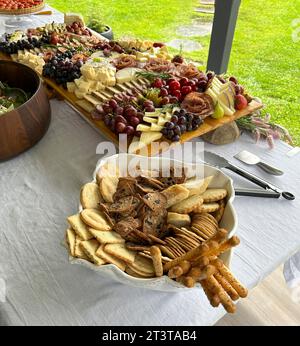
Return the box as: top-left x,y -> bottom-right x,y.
236,112 -> 293,149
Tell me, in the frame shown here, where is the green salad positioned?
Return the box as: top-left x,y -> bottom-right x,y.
0,81 -> 30,116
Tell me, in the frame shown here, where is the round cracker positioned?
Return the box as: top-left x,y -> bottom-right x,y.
191,226 -> 210,240
165,237 -> 186,255
80,182 -> 103,209
173,237 -> 196,251
201,188 -> 227,203
159,245 -> 175,259
193,203 -> 220,213
176,233 -> 202,247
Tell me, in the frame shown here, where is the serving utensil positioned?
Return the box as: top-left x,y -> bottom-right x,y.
235,188 -> 281,198
203,151 -> 295,200
234,150 -> 284,176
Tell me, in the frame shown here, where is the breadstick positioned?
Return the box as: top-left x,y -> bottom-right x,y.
163,243 -> 210,272
168,260 -> 191,279
183,265 -> 216,287
150,246 -> 163,277
210,228 -> 228,243
203,236 -> 240,258
211,259 -> 248,298
191,256 -> 209,268
214,272 -> 239,301
201,279 -> 221,307
183,276 -> 196,288
148,234 -> 167,245
204,275 -> 236,313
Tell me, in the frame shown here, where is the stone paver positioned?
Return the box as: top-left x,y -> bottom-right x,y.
166,39 -> 202,52
195,7 -> 215,14
176,22 -> 212,37
200,0 -> 215,5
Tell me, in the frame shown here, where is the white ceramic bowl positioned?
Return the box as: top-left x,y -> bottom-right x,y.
69,154 -> 238,292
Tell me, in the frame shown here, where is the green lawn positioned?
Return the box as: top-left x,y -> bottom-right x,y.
48,0 -> 300,145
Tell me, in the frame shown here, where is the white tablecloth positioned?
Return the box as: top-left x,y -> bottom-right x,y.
0,100 -> 299,326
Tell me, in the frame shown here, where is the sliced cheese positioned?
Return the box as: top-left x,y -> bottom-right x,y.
140,132 -> 163,145
151,123 -> 163,131
143,117 -> 158,124
74,89 -> 86,99
116,67 -> 142,84
144,112 -> 159,118
136,124 -> 152,132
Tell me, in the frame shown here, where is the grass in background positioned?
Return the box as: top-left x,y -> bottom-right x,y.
48,0 -> 300,145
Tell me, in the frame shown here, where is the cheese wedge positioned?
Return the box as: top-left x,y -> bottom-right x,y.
151,123 -> 163,131
140,132 -> 162,145
136,124 -> 151,132
67,82 -> 76,93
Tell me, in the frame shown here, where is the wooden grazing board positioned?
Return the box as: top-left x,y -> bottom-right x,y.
0,52 -> 263,156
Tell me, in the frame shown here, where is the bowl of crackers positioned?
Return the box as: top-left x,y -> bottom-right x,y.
64,153 -> 244,301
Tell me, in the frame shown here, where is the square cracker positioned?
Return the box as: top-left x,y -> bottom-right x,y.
104,243 -> 137,264
66,228 -> 76,256
96,244 -> 126,271
74,236 -> 89,260
89,228 -> 125,244
80,239 -> 105,266
68,214 -> 93,240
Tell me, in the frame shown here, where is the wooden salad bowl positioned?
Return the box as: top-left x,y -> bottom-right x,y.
0,60 -> 51,161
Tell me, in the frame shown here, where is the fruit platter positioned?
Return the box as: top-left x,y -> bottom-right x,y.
0,0 -> 44,14
0,15 -> 263,155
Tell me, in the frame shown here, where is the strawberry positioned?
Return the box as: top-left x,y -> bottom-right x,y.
235,94 -> 248,110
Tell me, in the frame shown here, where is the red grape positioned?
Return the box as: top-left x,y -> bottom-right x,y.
124,107 -> 137,118
180,77 -> 189,86
134,130 -> 142,137
143,100 -> 154,108
169,96 -> 179,104
159,88 -> 169,97
115,122 -> 126,133
145,106 -> 156,112
129,117 -> 140,127
125,126 -> 135,135
229,76 -> 238,85
160,96 -> 170,105
103,104 -> 113,114
137,112 -> 144,121
109,99 -> 118,110
181,86 -> 192,95
115,115 -> 127,124
197,80 -> 207,89
206,72 -> 214,80
116,106 -> 124,115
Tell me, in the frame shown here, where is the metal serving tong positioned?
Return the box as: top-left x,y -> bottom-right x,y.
203,151 -> 295,200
